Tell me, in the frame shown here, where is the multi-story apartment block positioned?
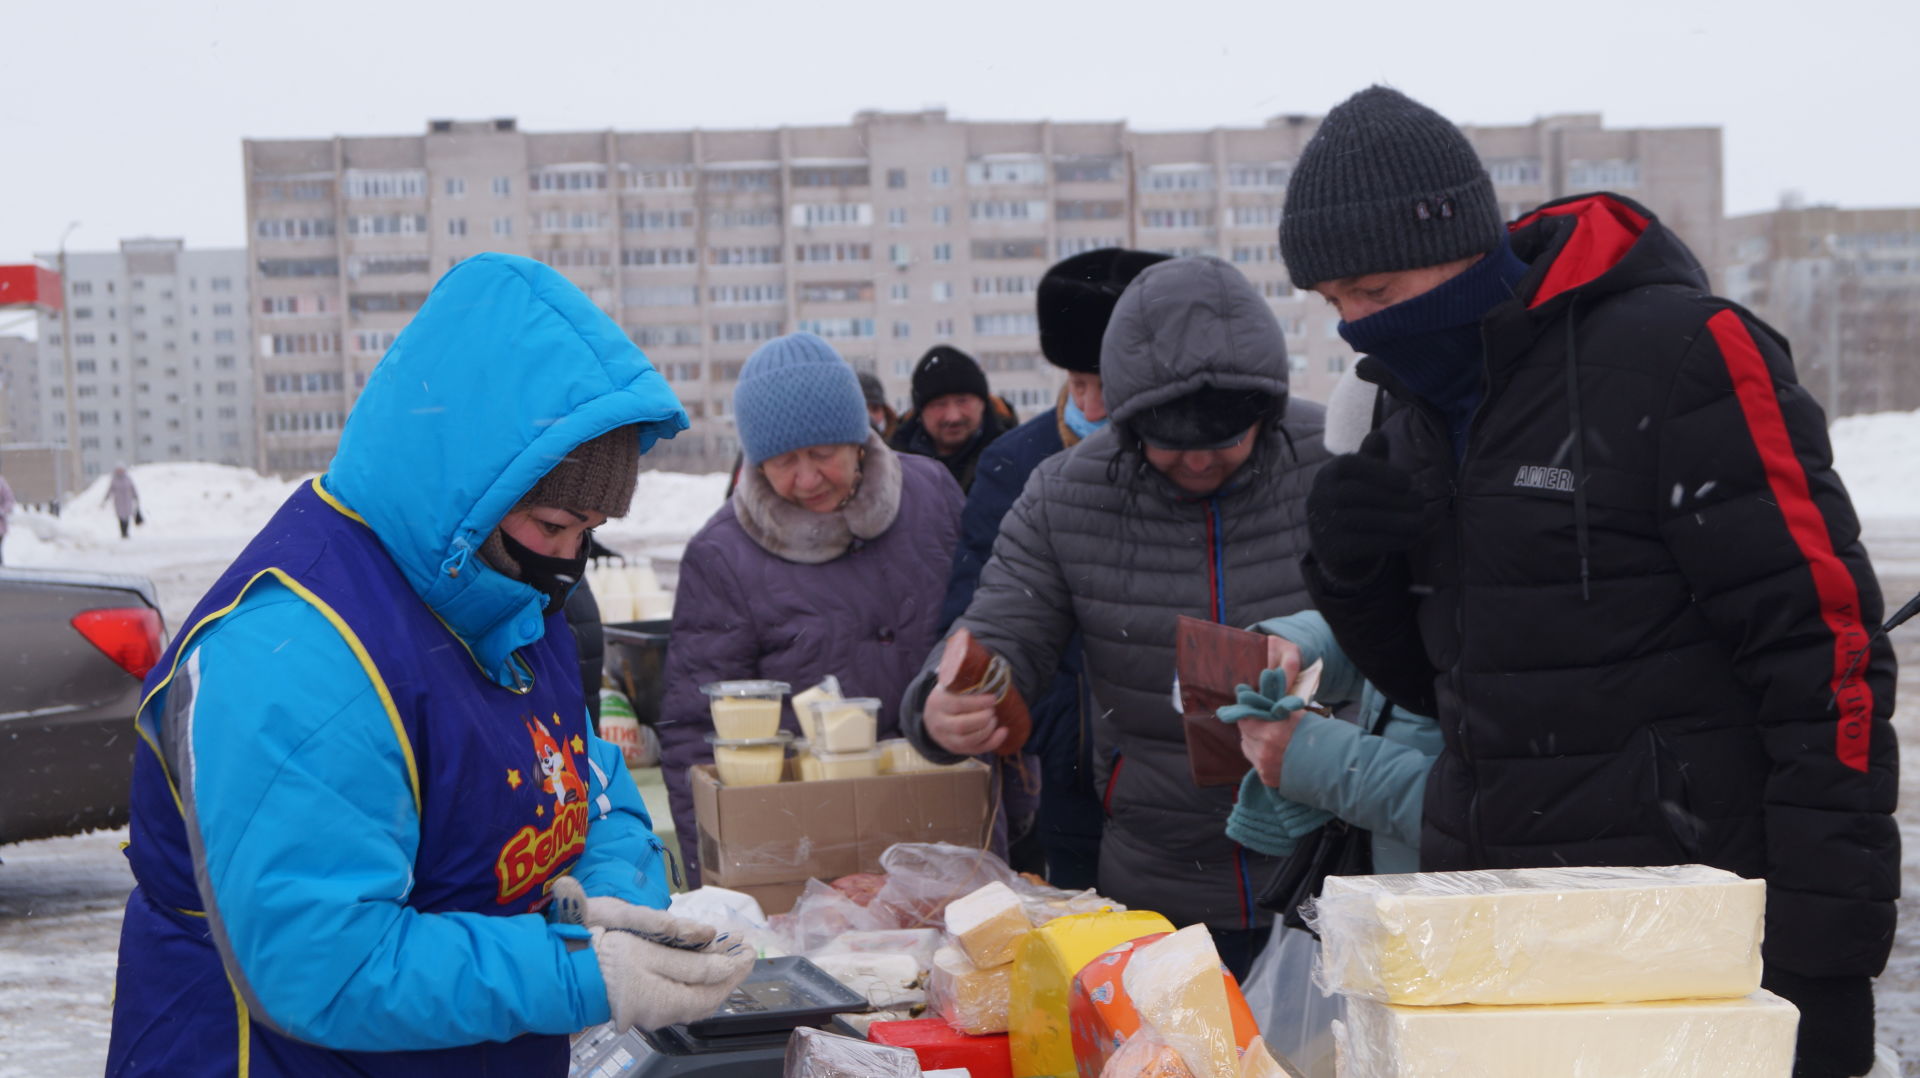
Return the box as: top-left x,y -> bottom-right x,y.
1723,204 -> 1920,419
244,111 -> 1720,473
27,240 -> 254,481
0,334 -> 37,442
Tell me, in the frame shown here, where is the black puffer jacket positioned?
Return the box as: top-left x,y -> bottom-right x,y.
1307,194 -> 1898,980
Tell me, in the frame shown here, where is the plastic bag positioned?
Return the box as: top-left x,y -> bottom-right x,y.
1306,865 -> 1764,1006
769,878 -> 900,955
809,951 -> 926,1010
1237,923 -> 1339,1078
871,842 -> 1020,928
1122,926 -> 1239,1078
812,927 -> 943,970
667,885 -> 779,957
1100,1030 -> 1197,1077
783,1026 -> 919,1077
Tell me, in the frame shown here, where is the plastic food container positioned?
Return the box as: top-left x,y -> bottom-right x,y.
880,738 -> 958,774
813,747 -> 883,780
706,731 -> 794,787
807,698 -> 881,754
702,680 -> 791,740
791,676 -> 843,742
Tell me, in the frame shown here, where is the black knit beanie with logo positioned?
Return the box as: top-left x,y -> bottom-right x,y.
1279,86 -> 1504,289
910,345 -> 990,410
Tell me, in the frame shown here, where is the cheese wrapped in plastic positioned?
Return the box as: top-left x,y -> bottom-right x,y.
1008,910 -> 1176,1078
932,944 -> 1012,1035
1122,925 -> 1241,1078
1070,932 -> 1263,1078
1334,989 -> 1799,1078
782,1026 -> 919,1078
946,880 -> 1033,967
1310,865 -> 1765,1005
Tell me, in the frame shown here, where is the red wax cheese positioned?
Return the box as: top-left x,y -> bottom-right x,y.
869,1017 -> 1013,1078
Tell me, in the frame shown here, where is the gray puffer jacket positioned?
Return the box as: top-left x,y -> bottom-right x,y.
901,257 -> 1328,932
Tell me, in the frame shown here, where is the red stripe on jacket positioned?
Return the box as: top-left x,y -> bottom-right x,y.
1707,310 -> 1874,771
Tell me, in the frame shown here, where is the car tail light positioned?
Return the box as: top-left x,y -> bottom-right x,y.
71,607 -> 165,680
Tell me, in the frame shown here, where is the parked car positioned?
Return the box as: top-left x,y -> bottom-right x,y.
1,567 -> 166,846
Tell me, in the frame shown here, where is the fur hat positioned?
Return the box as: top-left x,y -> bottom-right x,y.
1036,248 -> 1173,373
909,345 -> 990,410
519,425 -> 639,517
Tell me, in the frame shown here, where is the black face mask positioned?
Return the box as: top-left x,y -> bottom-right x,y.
498,528 -> 590,616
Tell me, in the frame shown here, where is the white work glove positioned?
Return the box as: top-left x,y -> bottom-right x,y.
550,876 -> 753,1032
589,925 -> 754,1032
550,876 -> 718,948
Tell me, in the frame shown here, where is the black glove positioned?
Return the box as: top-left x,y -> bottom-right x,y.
1763,968 -> 1875,1078
1305,430 -> 1423,583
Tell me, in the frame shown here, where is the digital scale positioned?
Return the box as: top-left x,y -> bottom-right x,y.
569,956 -> 868,1077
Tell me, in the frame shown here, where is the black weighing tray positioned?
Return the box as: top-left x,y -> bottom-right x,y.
683,956 -> 867,1038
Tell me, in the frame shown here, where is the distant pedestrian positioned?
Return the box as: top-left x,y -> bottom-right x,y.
888,345 -> 1018,492
857,370 -> 899,440
0,472 -> 15,565
104,465 -> 140,539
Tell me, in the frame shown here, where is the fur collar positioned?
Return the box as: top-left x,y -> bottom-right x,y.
731,431 -> 903,564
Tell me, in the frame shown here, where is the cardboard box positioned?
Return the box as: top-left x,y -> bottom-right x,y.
691,759 -> 993,909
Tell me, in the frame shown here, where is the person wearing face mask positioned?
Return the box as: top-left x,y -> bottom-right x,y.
106,255 -> 752,1078
657,332 -> 964,883
937,247 -> 1170,888
900,257 -> 1329,978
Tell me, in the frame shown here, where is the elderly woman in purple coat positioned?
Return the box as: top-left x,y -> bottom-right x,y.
659,333 -> 963,882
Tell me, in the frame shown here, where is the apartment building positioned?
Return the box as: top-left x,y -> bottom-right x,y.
27,240 -> 254,481
1723,203 -> 1920,419
0,334 -> 36,442
244,110 -> 1721,473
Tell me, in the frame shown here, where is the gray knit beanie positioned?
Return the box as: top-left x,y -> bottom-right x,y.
519,425 -> 640,517
1279,86 -> 1503,289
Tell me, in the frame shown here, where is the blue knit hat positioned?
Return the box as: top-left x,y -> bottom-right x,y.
733,333 -> 872,465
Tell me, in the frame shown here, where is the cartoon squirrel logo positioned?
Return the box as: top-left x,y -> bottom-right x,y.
525,715 -> 588,811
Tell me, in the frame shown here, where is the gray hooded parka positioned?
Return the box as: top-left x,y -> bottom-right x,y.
900,257 -> 1329,931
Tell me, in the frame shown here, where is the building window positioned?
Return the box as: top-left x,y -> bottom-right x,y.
530,166 -> 608,192
1231,244 -> 1281,264
348,214 -> 428,236
1057,200 -> 1123,221
447,217 -> 468,237
708,208 -> 781,229
211,302 -> 234,316
892,320 -> 911,339
493,217 -> 513,236
970,200 -> 1046,222
1143,209 -> 1210,229
72,281 -> 93,296
790,203 -> 874,228
709,245 -> 783,266
212,329 -> 236,343
492,176 -> 512,196
798,281 -> 873,303
1229,205 -> 1282,227
793,242 -> 871,264
345,169 -> 427,199
932,281 -> 953,302
1055,157 -> 1119,183
255,217 -> 337,239
1227,163 -> 1292,189
932,243 -> 952,263
707,283 -> 785,305
791,167 -> 869,188
887,168 -> 908,189
445,177 -> 467,197
350,254 -> 429,276
1260,280 -> 1294,299
795,317 -> 875,340
887,207 -> 908,227
1485,158 -> 1542,186
711,320 -> 784,343
972,276 -> 1038,296
930,166 -> 951,188
889,244 -> 912,265
625,284 -> 700,307
931,205 -> 951,226
1567,159 -> 1640,188
628,324 -> 703,348
966,159 -> 1046,185
970,239 -> 1048,260
1140,165 -> 1214,191
934,318 -> 954,336
889,283 -> 910,302
536,248 -> 613,269
704,168 -> 778,192
537,210 -> 607,233
625,209 -> 696,231
626,165 -> 696,191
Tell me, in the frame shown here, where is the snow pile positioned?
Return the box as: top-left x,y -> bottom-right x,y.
1831,409 -> 1920,521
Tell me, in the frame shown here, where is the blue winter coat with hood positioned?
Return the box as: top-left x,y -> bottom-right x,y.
105,255 -> 688,1076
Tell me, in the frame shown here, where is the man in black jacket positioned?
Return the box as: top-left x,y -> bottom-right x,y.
889,345 -> 1018,492
1281,86 -> 1897,1078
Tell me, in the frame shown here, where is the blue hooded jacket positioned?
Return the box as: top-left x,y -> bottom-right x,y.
106,255 -> 689,1075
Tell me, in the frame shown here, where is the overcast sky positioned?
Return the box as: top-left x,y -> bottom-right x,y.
0,0 -> 1911,264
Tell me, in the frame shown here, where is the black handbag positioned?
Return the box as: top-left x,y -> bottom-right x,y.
1255,698 -> 1393,935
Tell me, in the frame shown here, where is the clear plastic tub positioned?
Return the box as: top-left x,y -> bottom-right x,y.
702,680 -> 791,740
879,738 -> 960,774
813,747 -> 883,780
791,676 -> 843,742
808,698 -> 881,754
706,731 -> 794,787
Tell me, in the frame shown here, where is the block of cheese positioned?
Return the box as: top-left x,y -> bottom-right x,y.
931,944 -> 1013,1035
1121,925 -> 1240,1078
1312,865 -> 1765,1005
1335,989 -> 1799,1078
1236,1037 -> 1289,1078
1070,933 -> 1262,1078
946,880 -> 1033,967
869,1017 -> 1015,1078
1008,909 -> 1176,1078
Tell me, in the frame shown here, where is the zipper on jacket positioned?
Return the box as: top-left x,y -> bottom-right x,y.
1204,498 -> 1228,624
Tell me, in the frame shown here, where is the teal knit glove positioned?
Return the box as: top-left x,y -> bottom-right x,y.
1225,772 -> 1334,858
1215,668 -> 1311,724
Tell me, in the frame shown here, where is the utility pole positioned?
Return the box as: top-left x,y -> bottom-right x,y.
56,222 -> 83,497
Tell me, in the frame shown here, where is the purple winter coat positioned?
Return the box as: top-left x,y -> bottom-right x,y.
660,434 -> 963,882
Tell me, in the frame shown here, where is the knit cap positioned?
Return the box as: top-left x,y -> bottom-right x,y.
519,425 -> 640,517
1280,85 -> 1504,289
732,332 -> 872,465
909,345 -> 990,410
856,370 -> 888,410
1035,248 -> 1172,373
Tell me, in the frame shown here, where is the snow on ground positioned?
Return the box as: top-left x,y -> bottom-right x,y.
3,417 -> 1919,1074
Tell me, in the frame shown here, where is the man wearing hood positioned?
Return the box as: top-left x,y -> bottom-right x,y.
939,247 -> 1169,888
1286,87 -> 1896,1078
106,255 -> 750,1077
901,256 -> 1329,976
